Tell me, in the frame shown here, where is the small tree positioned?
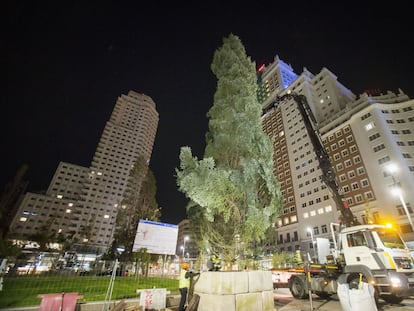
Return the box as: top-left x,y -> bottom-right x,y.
176,34 -> 282,269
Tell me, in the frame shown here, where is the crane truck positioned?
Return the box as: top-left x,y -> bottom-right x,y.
267,91 -> 414,304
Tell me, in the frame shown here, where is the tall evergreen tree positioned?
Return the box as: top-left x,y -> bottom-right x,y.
176,34 -> 281,267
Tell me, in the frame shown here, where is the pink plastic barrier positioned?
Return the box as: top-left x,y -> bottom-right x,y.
37,292 -> 83,311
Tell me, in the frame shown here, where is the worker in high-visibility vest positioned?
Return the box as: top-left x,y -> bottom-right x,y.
179,263 -> 199,311
207,254 -> 222,271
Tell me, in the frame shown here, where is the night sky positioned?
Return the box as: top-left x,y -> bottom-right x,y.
3,1 -> 413,225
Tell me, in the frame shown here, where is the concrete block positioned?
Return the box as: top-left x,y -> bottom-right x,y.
195,271 -> 248,294
197,292 -> 236,311
235,292 -> 262,311
248,271 -> 273,292
261,290 -> 276,311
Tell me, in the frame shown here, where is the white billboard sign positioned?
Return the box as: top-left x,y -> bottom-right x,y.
132,219 -> 178,255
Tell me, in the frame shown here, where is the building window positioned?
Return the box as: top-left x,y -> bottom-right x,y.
368,133 -> 380,141
361,112 -> 371,120
396,203 -> 413,216
373,144 -> 386,152
365,191 -> 374,200
353,156 -> 361,164
357,167 -> 365,175
351,182 -> 360,190
378,156 -> 390,165
364,122 -> 375,131
355,194 -> 363,203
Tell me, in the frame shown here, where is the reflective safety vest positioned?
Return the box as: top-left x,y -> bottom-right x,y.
179,269 -> 190,288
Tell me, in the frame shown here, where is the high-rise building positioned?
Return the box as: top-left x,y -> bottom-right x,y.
0,163 -> 29,237
259,56 -> 414,257
9,91 -> 159,253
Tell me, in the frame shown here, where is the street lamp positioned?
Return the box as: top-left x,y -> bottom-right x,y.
307,227 -> 317,262
386,164 -> 414,232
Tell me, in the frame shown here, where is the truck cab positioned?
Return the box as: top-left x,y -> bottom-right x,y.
339,224 -> 414,302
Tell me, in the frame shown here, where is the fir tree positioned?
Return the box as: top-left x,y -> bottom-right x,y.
176,34 -> 281,268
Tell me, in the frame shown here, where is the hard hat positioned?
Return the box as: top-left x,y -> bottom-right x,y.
181,263 -> 189,269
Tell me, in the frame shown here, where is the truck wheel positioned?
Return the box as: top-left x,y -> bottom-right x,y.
381,294 -> 404,304
289,275 -> 309,299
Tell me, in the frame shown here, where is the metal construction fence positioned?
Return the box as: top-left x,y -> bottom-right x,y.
0,258 -> 180,309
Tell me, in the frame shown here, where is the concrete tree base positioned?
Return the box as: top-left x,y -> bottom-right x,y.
193,270 -> 276,311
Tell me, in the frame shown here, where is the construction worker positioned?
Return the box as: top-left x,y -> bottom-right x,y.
207,254 -> 222,271
179,262 -> 199,311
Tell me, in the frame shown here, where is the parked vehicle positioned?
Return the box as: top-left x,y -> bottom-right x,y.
269,92 -> 414,304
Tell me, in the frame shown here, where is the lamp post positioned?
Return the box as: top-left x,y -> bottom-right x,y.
307,227 -> 317,262
387,164 -> 414,232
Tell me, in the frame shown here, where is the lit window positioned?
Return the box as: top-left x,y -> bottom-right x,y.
364,122 -> 375,131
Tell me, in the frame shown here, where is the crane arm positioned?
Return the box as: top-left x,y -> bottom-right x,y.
267,92 -> 359,227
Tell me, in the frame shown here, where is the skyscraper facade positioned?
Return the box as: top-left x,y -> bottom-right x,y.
259,56 -> 414,256
9,91 -> 159,253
